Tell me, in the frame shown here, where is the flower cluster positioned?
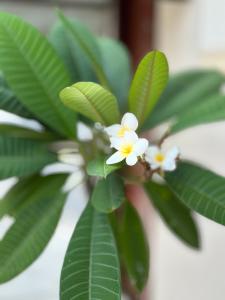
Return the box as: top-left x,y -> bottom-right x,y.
105,113 -> 180,174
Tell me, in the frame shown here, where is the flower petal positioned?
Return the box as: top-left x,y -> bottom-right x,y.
124,131 -> 138,144
134,138 -> 149,156
105,124 -> 121,137
110,137 -> 122,150
166,146 -> 180,160
145,146 -> 160,162
126,154 -> 138,166
162,159 -> 176,171
106,151 -> 124,164
121,112 -> 138,131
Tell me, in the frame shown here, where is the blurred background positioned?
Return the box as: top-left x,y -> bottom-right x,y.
1,0 -> 225,299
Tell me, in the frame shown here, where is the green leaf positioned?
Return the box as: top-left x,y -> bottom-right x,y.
144,181 -> 200,248
49,21 -> 97,83
98,37 -> 131,111
0,174 -> 67,283
0,72 -> 32,118
91,174 -> 125,213
0,136 -> 56,179
0,174 -> 67,220
120,201 -> 149,291
60,203 -> 121,300
87,156 -> 122,178
171,93 -> 225,133
165,162 -> 225,227
0,124 -> 56,140
58,10 -> 110,89
0,12 -> 76,137
129,50 -> 169,126
144,69 -> 225,129
60,82 -> 120,125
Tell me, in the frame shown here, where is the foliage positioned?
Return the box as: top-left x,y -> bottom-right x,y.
0,10 -> 224,300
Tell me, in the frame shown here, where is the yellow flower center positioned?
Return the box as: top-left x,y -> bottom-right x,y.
117,126 -> 130,137
120,144 -> 133,157
155,153 -> 165,163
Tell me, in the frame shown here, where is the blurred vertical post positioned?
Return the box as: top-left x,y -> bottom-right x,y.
119,0 -> 155,68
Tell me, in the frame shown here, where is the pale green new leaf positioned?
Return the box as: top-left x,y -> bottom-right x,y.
60,203 -> 121,300
58,11 -> 110,89
171,94 -> 225,133
0,72 -> 32,118
0,124 -> 56,140
91,174 -> 125,213
0,136 -> 56,179
166,162 -> 225,227
0,174 -> 67,283
98,37 -> 131,111
144,69 -> 225,129
144,181 -> 200,248
121,201 -> 149,291
129,51 -> 169,126
60,82 -> 120,125
49,21 -> 96,83
0,12 -> 76,137
87,156 -> 122,178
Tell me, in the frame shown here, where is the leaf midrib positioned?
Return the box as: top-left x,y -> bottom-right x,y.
0,17 -> 73,136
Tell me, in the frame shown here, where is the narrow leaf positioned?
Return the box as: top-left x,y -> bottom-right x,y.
87,156 -> 121,178
120,201 -> 149,291
166,162 -> 225,227
144,69 -> 225,129
0,124 -> 56,141
0,174 -> 67,220
129,51 -> 169,126
98,37 -> 131,111
0,72 -> 32,118
60,82 -> 120,125
60,203 -> 121,300
0,12 -> 76,137
0,174 -> 67,283
171,93 -> 225,133
91,174 -> 125,213
0,136 -> 56,179
58,11 -> 110,89
144,181 -> 200,248
49,21 -> 97,83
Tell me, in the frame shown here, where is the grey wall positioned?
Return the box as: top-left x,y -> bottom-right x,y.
0,0 -> 118,36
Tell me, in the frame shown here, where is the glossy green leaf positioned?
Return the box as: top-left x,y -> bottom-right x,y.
171,94 -> 225,133
144,181 -> 200,248
0,72 -> 32,118
91,174 -> 125,213
49,21 -> 96,83
166,162 -> 225,227
144,69 -> 225,129
87,156 -> 121,178
0,12 -> 76,137
58,10 -> 110,89
120,201 -> 149,291
0,124 -> 56,140
0,174 -> 67,220
0,136 -> 56,179
60,82 -> 120,125
60,203 -> 121,300
0,174 -> 67,283
98,37 -> 131,111
129,51 -> 169,126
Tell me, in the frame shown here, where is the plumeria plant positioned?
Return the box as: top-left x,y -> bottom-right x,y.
0,9 -> 225,300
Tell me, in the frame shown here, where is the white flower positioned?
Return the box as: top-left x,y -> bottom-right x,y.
145,146 -> 180,171
105,112 -> 138,138
106,131 -> 149,166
